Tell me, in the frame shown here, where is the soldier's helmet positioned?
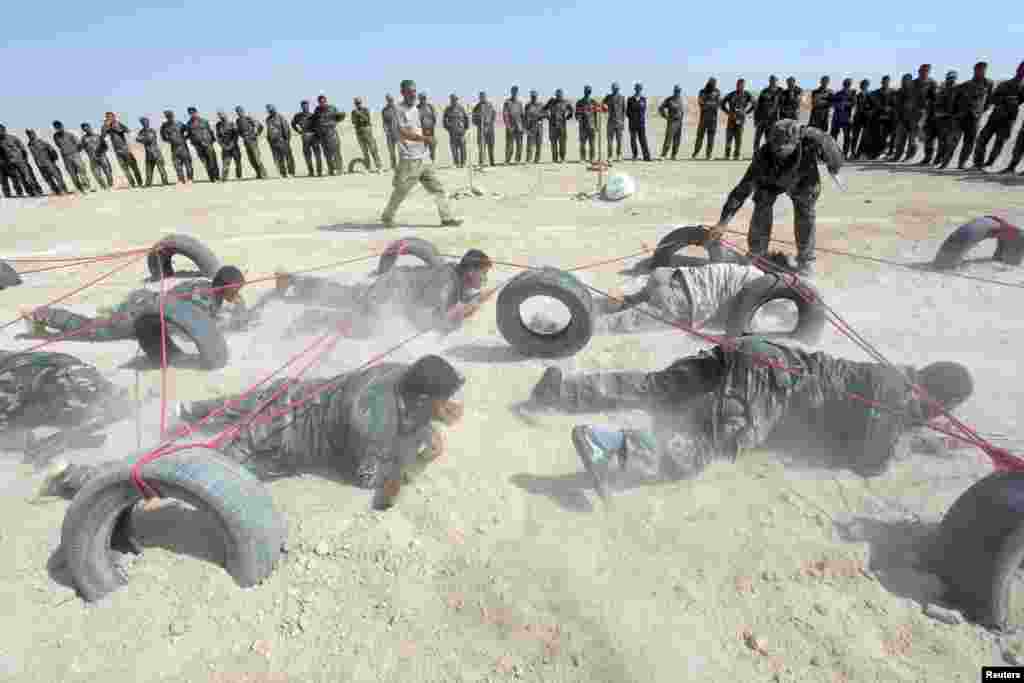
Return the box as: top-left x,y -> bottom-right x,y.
555,88 -> 563,96
768,119 -> 802,158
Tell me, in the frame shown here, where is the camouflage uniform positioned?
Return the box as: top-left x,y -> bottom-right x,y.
101,121 -> 143,187
351,104 -> 383,171
627,85 -> 652,161
381,100 -> 400,170
657,86 -> 685,159
26,132 -> 69,195
719,121 -> 844,268
721,88 -> 755,159
443,99 -> 470,168
0,130 -> 43,196
900,73 -> 938,161
0,351 -> 130,437
215,116 -> 242,181
472,97 -> 497,166
543,92 -> 573,163
523,93 -> 545,164
753,82 -> 782,152
575,87 -> 599,162
235,110 -> 267,179
693,83 -> 721,159
159,115 -> 194,183
53,128 -> 91,192
135,119 -> 170,186
417,98 -> 438,163
828,86 -> 856,157
594,264 -> 763,334
603,85 -> 626,161
265,109 -> 296,177
502,89 -> 525,164
292,105 -> 323,177
541,337 -> 928,481
808,84 -> 833,131
925,74 -> 959,166
973,76 -> 1023,168
80,126 -> 113,189
312,103 -> 346,175
849,82 -> 872,158
951,75 -> 994,169
186,114 -> 220,181
779,84 -> 803,121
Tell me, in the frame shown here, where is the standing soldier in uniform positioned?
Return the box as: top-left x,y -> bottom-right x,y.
0,149 -> 22,199
215,110 -> 242,181
235,106 -> 266,180
502,86 -> 525,164
720,78 -> 754,160
185,107 -> 220,182
575,85 -> 599,163
999,124 -> 1024,175
829,78 -> 856,158
265,104 -> 295,178
472,91 -> 497,167
443,94 -> 470,168
417,93 -> 438,163
951,61 -> 993,170
864,76 -> 896,160
160,111 -> 193,183
849,79 -> 872,159
543,89 -> 573,163
972,61 -> 1024,170
380,79 -> 462,228
753,75 -> 782,152
351,97 -> 383,173
381,95 -> 400,171
779,77 -> 803,121
627,83 -> 651,162
80,123 -> 113,190
898,64 -> 937,162
101,113 -> 143,188
603,82 -> 626,162
292,101 -> 322,177
658,85 -> 685,160
25,129 -> 68,195
135,117 -> 170,186
808,76 -> 833,131
925,71 -> 959,168
692,78 -> 721,160
523,90 -> 545,164
0,126 -> 43,196
313,94 -> 346,175
53,121 -> 91,193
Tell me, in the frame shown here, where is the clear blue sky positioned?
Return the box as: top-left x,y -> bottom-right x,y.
2,1 -> 1021,131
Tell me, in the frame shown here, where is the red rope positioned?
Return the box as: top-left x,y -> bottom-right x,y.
2,247 -> 151,264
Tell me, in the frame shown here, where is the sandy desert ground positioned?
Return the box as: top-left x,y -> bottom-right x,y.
1,104 -> 1024,683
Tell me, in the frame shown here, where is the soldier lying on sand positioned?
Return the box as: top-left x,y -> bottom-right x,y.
41,354 -> 466,511
527,336 -> 973,502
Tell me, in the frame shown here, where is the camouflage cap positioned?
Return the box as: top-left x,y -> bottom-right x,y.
400,79 -> 416,90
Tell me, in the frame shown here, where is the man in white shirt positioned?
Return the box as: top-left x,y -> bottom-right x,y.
381,79 -> 463,228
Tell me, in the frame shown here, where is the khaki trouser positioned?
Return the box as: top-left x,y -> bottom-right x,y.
381,158 -> 455,223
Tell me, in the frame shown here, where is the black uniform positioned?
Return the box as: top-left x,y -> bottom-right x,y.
160,116 -> 194,183
215,117 -> 243,180
973,77 -> 1023,168
266,109 -> 296,177
101,121 -> 143,187
829,89 -> 856,157
779,85 -> 803,121
926,78 -> 960,167
312,104 -> 345,175
292,107 -> 322,176
502,92 -> 525,164
603,88 -> 626,161
443,101 -> 470,168
658,88 -> 685,159
543,94 -> 573,163
721,89 -> 755,159
80,127 -> 113,189
753,85 -> 782,152
0,130 -> 43,196
53,128 -> 91,192
186,115 -> 220,181
25,132 -> 68,195
850,86 -> 872,158
864,85 -> 897,159
575,89 -> 599,162
952,76 -> 994,169
626,89 -> 651,161
693,84 -> 721,159
808,86 -> 833,130
522,95 -> 545,164
235,112 -> 267,179
135,120 -> 170,186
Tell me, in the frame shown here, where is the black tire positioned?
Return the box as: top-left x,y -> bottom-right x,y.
60,446 -> 287,602
650,225 -> 734,268
376,237 -> 443,274
933,219 -> 1024,270
0,259 -> 22,290
725,274 -> 827,345
133,298 -> 229,370
496,267 -> 594,358
348,158 -> 368,174
146,234 -> 222,280
932,472 -> 1024,630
